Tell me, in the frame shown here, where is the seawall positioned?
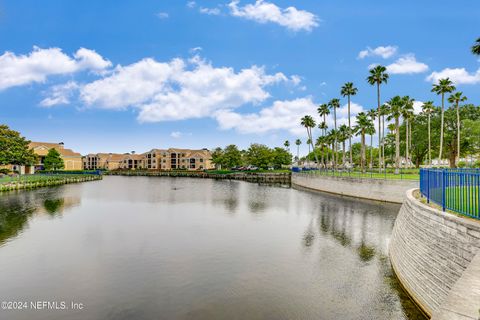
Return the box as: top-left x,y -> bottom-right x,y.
106,170 -> 291,185
389,189 -> 480,318
291,172 -> 418,203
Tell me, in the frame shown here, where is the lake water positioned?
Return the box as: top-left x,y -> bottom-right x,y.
0,176 -> 425,320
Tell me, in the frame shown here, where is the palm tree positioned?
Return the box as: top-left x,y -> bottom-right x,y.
366,109 -> 377,169
284,140 -> 290,151
401,96 -> 415,168
328,98 -> 341,168
448,92 -> 467,166
318,122 -> 328,167
379,103 -> 390,170
301,115 -> 318,165
354,112 -> 371,173
295,139 -> 301,162
367,65 -> 389,171
387,96 -> 404,174
327,129 -> 338,168
306,138 -> 312,154
338,124 -> 350,167
472,38 -> 480,55
316,135 -> 327,168
340,82 -> 358,165
421,101 -> 435,166
317,104 -> 330,133
432,78 -> 456,165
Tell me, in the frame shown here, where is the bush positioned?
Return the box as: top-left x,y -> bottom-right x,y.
457,161 -> 466,168
0,168 -> 11,175
474,160 -> 480,168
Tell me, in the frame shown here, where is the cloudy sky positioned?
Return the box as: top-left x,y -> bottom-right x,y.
1,0 -> 479,155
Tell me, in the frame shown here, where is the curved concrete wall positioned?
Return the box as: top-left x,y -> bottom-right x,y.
390,189 -> 480,318
291,173 -> 418,203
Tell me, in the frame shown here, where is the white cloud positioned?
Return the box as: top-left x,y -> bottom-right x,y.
40,81 -> 79,107
228,0 -> 319,32
187,1 -> 196,8
199,7 -> 221,15
357,46 -> 397,59
170,131 -> 182,138
0,46 -> 111,90
215,98 -> 366,135
426,67 -> 480,85
73,48 -> 112,72
413,101 -> 424,115
386,54 -> 428,74
156,12 -> 169,19
78,55 -> 299,123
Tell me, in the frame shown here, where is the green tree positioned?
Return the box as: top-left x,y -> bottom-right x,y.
338,124 -> 350,166
354,112 -> 372,173
295,139 -> 301,161
401,96 -> 415,168
300,116 -> 318,165
367,65 -> 389,171
431,78 -> 456,164
386,96 -> 404,173
472,37 -> 480,55
272,147 -> 292,168
340,82 -> 358,164
0,125 -> 36,167
421,101 -> 435,166
284,140 -> 290,151
448,92 -> 467,166
328,98 -> 341,168
245,144 -> 273,169
43,148 -> 64,171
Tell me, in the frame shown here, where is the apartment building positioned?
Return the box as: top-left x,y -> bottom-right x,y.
143,148 -> 213,170
29,142 -> 83,170
83,153 -> 124,170
119,153 -> 145,170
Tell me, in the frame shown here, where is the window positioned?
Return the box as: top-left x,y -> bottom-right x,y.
200,159 -> 204,163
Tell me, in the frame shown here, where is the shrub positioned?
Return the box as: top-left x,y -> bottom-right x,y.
457,161 -> 466,168
0,168 -> 10,175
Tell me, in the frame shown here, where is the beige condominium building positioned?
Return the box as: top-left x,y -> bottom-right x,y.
29,142 -> 83,171
119,153 -> 145,170
143,148 -> 213,170
83,153 -> 124,170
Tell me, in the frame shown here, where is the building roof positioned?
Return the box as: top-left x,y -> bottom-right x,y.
29,141 -> 81,158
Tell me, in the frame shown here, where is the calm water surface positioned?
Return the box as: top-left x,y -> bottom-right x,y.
0,176 -> 425,320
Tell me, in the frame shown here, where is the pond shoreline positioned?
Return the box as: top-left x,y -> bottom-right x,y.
0,175 -> 102,192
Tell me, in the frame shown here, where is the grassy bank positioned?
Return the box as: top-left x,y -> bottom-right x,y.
299,169 -> 419,180
0,174 -> 103,192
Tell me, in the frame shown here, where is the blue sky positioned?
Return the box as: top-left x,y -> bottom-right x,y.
1,0 -> 479,155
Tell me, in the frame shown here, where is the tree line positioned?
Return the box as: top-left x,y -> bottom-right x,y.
297,38 -> 480,172
211,144 -> 292,170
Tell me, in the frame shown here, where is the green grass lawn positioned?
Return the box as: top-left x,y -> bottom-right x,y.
302,170 -> 419,181
445,186 -> 479,218
204,169 -> 291,175
0,174 -> 96,185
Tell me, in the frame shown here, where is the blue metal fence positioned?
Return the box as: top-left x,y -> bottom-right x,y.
420,168 -> 480,220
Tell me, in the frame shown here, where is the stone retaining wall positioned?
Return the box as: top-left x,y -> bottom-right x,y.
389,189 -> 480,318
291,172 -> 418,203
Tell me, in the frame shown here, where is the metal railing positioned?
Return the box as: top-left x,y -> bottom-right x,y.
420,168 -> 480,220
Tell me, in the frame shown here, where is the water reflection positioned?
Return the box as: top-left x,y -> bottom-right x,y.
0,187 -> 80,245
0,177 -> 425,320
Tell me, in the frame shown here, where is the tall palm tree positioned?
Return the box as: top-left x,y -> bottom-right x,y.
472,38 -> 480,55
318,122 -> 328,167
295,139 -> 301,162
328,98 -> 341,168
366,109 -> 377,169
432,78 -> 456,165
379,103 -> 390,170
338,124 -> 350,167
327,129 -> 338,168
402,96 -> 415,168
284,140 -> 290,151
317,104 -> 330,135
448,92 -> 468,166
316,136 -> 327,168
354,112 -> 371,173
387,96 -> 404,174
306,138 -> 312,154
367,65 -> 389,172
340,82 -> 358,165
301,116 -> 318,165
421,101 -> 435,166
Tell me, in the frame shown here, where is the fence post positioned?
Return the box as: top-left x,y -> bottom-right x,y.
442,169 -> 446,212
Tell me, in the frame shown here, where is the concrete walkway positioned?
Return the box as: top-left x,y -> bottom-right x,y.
432,250 -> 480,320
